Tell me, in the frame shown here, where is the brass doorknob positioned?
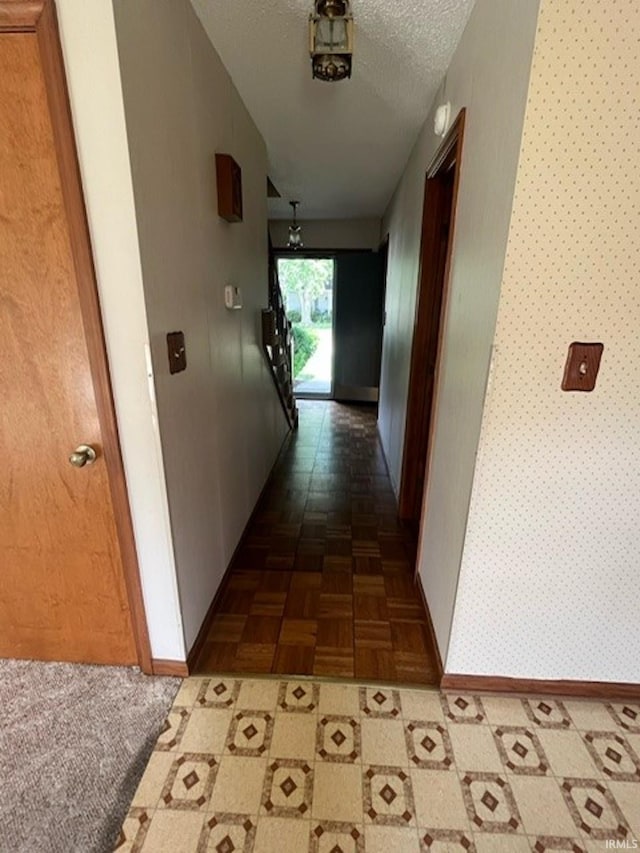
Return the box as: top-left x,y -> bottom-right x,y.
69,444 -> 97,468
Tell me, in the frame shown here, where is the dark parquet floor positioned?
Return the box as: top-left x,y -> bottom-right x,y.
193,401 -> 439,685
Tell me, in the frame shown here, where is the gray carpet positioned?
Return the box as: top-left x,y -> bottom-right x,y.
0,659 -> 180,853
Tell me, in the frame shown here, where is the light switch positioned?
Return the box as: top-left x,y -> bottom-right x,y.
561,342 -> 603,392
167,331 -> 187,374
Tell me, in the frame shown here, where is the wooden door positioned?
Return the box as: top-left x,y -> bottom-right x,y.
399,111 -> 465,530
0,1 -> 150,668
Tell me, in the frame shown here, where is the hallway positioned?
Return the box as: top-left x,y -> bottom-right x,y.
194,401 -> 440,684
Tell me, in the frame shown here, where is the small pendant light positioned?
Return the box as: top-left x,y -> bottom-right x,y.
287,201 -> 304,249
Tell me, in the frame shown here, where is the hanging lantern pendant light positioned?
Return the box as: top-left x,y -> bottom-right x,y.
287,201 -> 304,249
309,0 -> 354,82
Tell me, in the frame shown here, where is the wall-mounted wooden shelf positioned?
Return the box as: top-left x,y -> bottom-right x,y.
215,153 -> 243,223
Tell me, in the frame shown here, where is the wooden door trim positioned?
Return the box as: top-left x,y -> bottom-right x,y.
0,1 -> 45,30
1,0 -> 153,672
426,111 -> 465,179
399,109 -> 466,536
417,110 -> 465,537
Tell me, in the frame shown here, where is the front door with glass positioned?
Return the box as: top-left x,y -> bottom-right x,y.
277,256 -> 335,397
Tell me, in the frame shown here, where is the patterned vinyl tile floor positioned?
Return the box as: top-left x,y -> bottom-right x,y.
115,675 -> 640,852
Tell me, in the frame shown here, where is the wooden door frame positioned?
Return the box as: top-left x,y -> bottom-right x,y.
399,109 -> 466,538
0,0 -> 153,673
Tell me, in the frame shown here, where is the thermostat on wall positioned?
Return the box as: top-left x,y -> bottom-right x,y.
224,285 -> 242,310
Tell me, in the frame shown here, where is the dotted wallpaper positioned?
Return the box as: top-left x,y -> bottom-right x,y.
447,0 -> 640,680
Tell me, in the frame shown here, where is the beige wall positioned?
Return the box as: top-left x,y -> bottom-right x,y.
113,0 -> 288,651
447,0 -> 640,681
56,0 -> 185,661
269,219 -> 381,251
378,0 -> 541,657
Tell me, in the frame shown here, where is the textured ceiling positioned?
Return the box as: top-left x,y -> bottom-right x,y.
191,0 -> 475,219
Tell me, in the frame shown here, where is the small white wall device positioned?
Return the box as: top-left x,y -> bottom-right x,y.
224,285 -> 242,310
434,102 -> 451,137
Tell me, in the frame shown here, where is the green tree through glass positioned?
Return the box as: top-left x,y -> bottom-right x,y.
277,258 -> 333,326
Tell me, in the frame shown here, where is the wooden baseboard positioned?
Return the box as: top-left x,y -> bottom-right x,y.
440,673 -> 640,701
377,425 -> 442,681
186,429 -> 294,673
375,424 -> 396,494
185,561 -> 234,675
151,658 -> 189,677
415,573 -> 444,681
